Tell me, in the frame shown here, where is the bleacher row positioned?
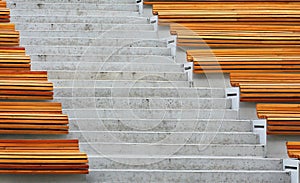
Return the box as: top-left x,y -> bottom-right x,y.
144,0 -> 300,161
0,1 -> 89,174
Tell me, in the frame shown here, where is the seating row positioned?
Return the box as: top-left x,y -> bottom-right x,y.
146,0 -> 300,171
0,3 -> 89,174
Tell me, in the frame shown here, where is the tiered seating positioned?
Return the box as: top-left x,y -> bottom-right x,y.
0,139 -> 89,174
0,1 -> 89,174
146,1 -> 300,73
0,13 -> 53,101
148,1 -> 300,48
145,0 -> 300,163
257,104 -> 300,135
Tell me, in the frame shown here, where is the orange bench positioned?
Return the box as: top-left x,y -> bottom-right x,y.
0,139 -> 89,174
0,70 -> 48,80
187,48 -> 300,73
170,23 -> 300,48
0,8 -> 10,23
0,31 -> 19,46
230,73 -> 300,102
0,47 -> 26,55
230,73 -> 300,87
257,104 -> 300,135
0,79 -> 53,100
0,55 -> 30,70
0,102 -> 69,134
287,142 -> 300,159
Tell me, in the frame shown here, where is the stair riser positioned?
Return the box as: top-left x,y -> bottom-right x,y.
53,88 -> 225,98
70,132 -> 259,144
9,5 -> 138,11
24,46 -> 170,56
32,62 -> 182,72
0,171 -> 289,183
87,171 -> 290,183
69,119 -> 253,132
53,97 -> 232,110
0,132 -> 258,144
51,80 -> 190,88
30,55 -> 174,63
21,38 -> 162,46
80,143 -> 264,156
88,157 -> 282,170
11,17 -> 149,24
48,71 -> 187,81
61,109 -> 238,119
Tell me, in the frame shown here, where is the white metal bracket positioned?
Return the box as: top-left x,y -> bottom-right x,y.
167,35 -> 177,59
150,16 -> 158,32
184,62 -> 194,85
225,87 -> 240,110
252,119 -> 267,146
136,0 -> 143,15
283,159 -> 299,183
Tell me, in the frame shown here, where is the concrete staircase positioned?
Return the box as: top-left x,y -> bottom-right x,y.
3,0 -> 290,182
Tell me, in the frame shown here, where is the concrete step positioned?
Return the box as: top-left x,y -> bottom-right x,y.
61,109 -> 238,119
17,23 -> 154,31
53,87 -> 226,98
88,156 -> 283,171
21,37 -> 162,47
0,170 -> 289,183
11,16 -> 149,24
87,170 -> 289,183
68,119 -> 253,132
9,5 -> 138,12
24,46 -> 170,55
0,132 -> 258,144
21,37 -> 163,47
80,143 -> 264,156
11,10 -> 139,18
53,97 -> 231,109
20,30 -> 158,39
47,71 -> 187,81
32,62 -> 182,72
51,80 -> 190,88
71,131 -> 259,144
30,54 -> 175,63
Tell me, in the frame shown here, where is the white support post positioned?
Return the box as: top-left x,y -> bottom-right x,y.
167,35 -> 177,59
225,87 -> 240,111
184,62 -> 194,85
252,119 -> 267,146
150,16 -> 158,32
252,119 -> 267,157
136,0 -> 143,15
283,159 -> 299,183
